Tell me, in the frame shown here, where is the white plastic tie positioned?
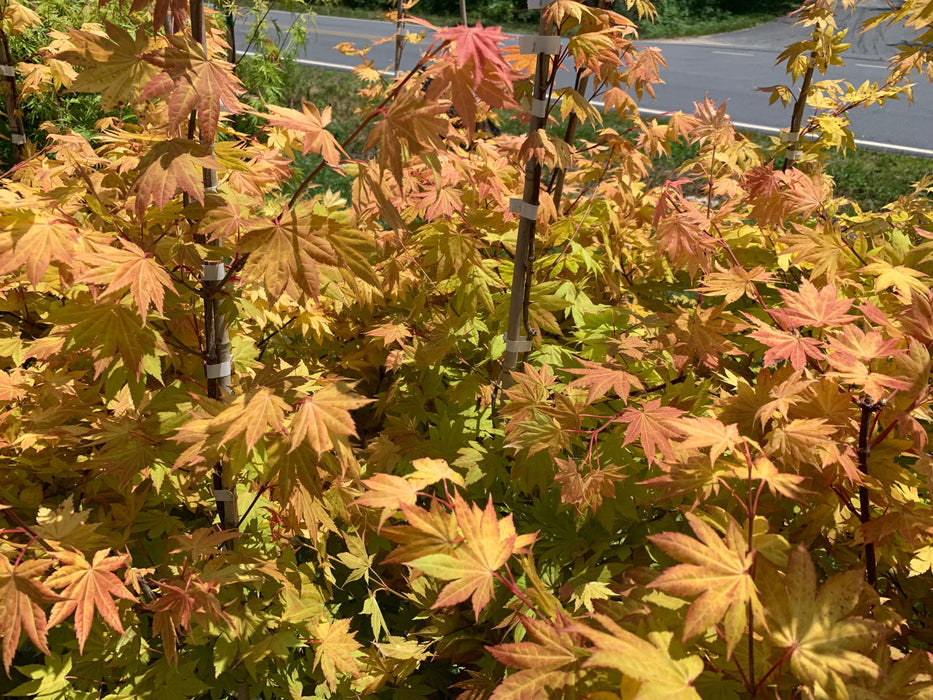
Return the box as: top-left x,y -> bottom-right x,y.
786,149 -> 802,161
0,65 -> 14,77
206,360 -> 232,379
504,335 -> 533,353
526,0 -> 557,8
780,129 -> 799,144
509,198 -> 539,221
531,98 -> 549,118
518,35 -> 561,55
213,489 -> 236,502
10,133 -> 24,145
202,262 -> 225,282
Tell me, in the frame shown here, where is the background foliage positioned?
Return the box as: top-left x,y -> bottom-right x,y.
1,0 -> 933,698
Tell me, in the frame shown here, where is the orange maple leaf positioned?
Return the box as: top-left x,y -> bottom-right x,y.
45,549 -> 137,653
258,102 -> 344,165
289,383 -> 371,456
132,139 -> 219,217
78,240 -> 177,324
142,35 -> 245,144
649,512 -> 759,654
566,358 -> 644,403
411,495 -> 533,619
616,399 -> 686,466
774,281 -> 856,329
750,325 -> 824,370
0,558 -> 61,673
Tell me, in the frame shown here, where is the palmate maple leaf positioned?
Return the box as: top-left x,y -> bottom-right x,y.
148,571 -> 226,665
55,22 -> 162,110
773,280 -> 856,329
212,387 -> 289,452
0,210 -> 79,286
132,138 -> 219,217
487,614 -> 582,700
649,512 -> 759,655
0,558 -> 61,673
289,382 -> 371,456
616,398 -> 686,466
750,324 -> 824,371
45,549 -> 137,653
364,87 -> 449,183
77,240 -> 177,324
410,495 -> 535,619
565,357 -> 644,403
758,547 -> 882,696
312,618 -> 361,691
696,265 -> 775,305
258,103 -> 344,165
142,35 -> 245,144
571,616 -> 703,700
421,22 -> 517,137
237,205 -> 339,300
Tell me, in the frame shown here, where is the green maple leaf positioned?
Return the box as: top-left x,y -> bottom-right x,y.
7,654 -> 72,698
757,546 -> 882,698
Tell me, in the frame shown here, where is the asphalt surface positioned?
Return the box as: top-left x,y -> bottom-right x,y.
236,4 -> 933,156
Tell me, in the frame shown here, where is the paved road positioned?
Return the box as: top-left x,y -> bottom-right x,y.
236,4 -> 933,156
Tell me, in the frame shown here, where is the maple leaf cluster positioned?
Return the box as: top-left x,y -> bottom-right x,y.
0,0 -> 932,698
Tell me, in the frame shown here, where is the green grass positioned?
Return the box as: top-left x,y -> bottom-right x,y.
280,64 -> 932,210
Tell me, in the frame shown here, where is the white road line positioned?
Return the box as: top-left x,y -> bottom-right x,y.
275,57 -> 933,157
855,62 -> 886,69
712,50 -> 754,57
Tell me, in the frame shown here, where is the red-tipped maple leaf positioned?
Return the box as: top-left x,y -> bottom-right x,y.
0,558 -> 61,673
750,325 -> 824,370
45,549 -> 137,653
148,572 -> 226,665
487,614 -> 582,699
566,358 -> 644,403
